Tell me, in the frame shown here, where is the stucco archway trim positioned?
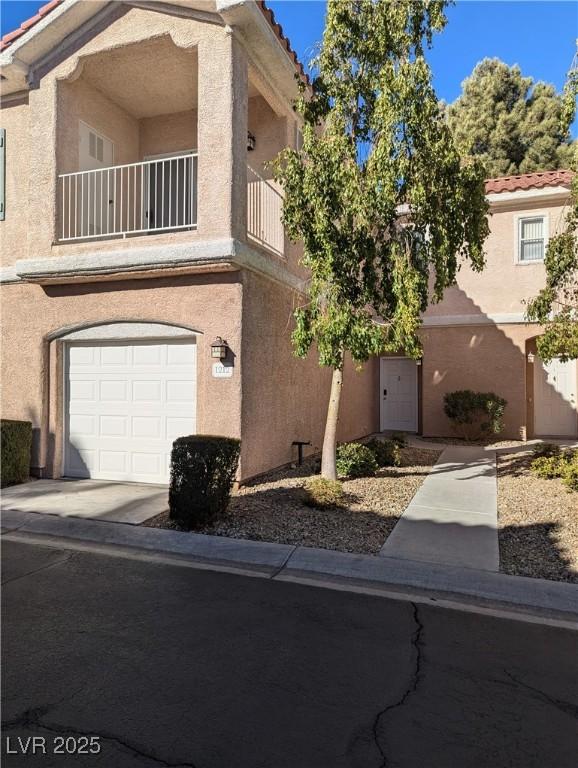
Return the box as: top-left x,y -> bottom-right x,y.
47,320 -> 203,343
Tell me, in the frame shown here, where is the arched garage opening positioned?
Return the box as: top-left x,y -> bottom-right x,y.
49,321 -> 200,484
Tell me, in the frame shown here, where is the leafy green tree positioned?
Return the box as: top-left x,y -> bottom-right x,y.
526,52 -> 578,361
273,0 -> 489,479
445,58 -> 575,178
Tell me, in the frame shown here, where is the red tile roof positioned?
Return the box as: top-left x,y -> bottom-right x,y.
1,0 -> 310,86
485,169 -> 573,194
0,0 -> 62,51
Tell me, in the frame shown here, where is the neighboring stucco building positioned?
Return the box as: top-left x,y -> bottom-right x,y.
0,1 -> 576,486
380,170 -> 577,442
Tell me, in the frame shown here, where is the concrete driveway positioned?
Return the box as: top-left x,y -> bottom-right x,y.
1,479 -> 167,525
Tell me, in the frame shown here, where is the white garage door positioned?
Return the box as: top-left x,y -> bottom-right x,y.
65,340 -> 196,483
534,355 -> 577,437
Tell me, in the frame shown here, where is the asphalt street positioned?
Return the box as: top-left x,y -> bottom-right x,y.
2,538 -> 578,768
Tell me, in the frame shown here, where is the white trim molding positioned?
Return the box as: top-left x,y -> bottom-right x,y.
11,238 -> 307,293
487,186 -> 571,207
514,211 -> 549,265
58,321 -> 200,342
422,313 -> 535,327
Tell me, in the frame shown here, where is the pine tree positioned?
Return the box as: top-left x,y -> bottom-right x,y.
446,58 -> 574,178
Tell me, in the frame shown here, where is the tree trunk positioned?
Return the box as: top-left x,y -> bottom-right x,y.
321,365 -> 343,480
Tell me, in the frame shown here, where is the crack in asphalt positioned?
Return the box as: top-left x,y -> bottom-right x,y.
2,706 -> 201,768
269,545 -> 298,579
372,601 -> 424,768
1,551 -> 76,587
505,671 -> 578,720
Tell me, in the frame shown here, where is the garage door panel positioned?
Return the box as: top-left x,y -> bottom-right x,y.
65,340 -> 196,484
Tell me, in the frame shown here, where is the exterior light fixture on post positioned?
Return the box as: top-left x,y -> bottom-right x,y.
416,359 -> 422,366
527,352 -> 535,363
247,132 -> 256,151
211,337 -> 229,360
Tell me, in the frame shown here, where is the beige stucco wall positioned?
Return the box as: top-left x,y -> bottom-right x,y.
57,77 -> 140,175
140,110 -> 198,158
0,97 -> 30,266
425,199 -> 568,320
240,271 -> 378,479
0,274 -> 243,476
420,323 -> 578,439
1,6 -> 248,264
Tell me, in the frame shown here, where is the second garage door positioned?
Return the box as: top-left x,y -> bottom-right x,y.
64,339 -> 197,484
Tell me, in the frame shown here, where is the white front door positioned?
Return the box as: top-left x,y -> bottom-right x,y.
534,355 -> 577,437
64,340 -> 197,484
380,357 -> 418,432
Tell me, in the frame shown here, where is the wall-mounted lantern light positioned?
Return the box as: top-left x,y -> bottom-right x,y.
211,337 -> 229,360
416,359 -> 422,366
247,132 -> 256,151
527,352 -> 535,363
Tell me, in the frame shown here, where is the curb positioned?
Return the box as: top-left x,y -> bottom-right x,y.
2,509 -> 578,622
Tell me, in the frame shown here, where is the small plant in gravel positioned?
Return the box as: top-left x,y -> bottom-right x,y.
531,442 -> 561,458
366,438 -> 401,468
562,461 -> 578,492
531,449 -> 577,491
390,432 -> 408,448
336,443 -> 378,479
302,477 -> 345,509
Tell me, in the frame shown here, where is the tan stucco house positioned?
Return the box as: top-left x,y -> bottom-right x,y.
1,0 -> 576,486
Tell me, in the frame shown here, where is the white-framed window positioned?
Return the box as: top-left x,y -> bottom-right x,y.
517,215 -> 547,263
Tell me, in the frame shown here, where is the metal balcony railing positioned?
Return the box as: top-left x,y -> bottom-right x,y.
58,153 -> 198,241
247,165 -> 284,257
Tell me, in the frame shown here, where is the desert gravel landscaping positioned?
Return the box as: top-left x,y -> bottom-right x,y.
497,450 -> 578,583
144,446 -> 441,554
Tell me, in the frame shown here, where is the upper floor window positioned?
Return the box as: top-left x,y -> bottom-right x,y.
518,215 -> 547,263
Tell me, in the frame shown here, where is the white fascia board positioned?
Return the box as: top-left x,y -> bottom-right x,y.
422,313 -> 535,327
487,186 -> 571,206
0,0 -> 109,87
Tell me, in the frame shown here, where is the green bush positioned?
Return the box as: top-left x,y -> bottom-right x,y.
531,450 -> 577,491
561,461 -> 578,492
303,477 -> 345,509
1,419 -> 32,488
531,442 -> 561,458
366,438 -> 401,468
531,455 -> 563,479
390,432 -> 408,448
169,435 -> 241,529
336,442 -> 377,479
443,390 -> 507,440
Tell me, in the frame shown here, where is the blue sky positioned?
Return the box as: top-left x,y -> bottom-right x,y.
2,0 -> 577,133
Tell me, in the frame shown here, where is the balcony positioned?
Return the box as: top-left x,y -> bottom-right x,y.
58,153 -> 198,242
247,165 -> 284,257
57,157 -> 285,257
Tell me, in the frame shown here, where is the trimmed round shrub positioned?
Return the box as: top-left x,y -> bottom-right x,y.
531,455 -> 563,480
443,390 -> 507,440
336,442 -> 377,479
169,435 -> 241,529
366,438 -> 401,468
1,419 -> 32,488
303,477 -> 345,509
531,442 -> 561,458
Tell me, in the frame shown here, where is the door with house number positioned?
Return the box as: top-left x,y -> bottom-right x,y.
380,357 -> 418,432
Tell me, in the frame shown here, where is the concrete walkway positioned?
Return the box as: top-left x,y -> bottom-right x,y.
1,479 -> 168,525
380,445 -> 499,571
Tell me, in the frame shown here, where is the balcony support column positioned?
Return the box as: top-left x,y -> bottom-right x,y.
197,27 -> 248,240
